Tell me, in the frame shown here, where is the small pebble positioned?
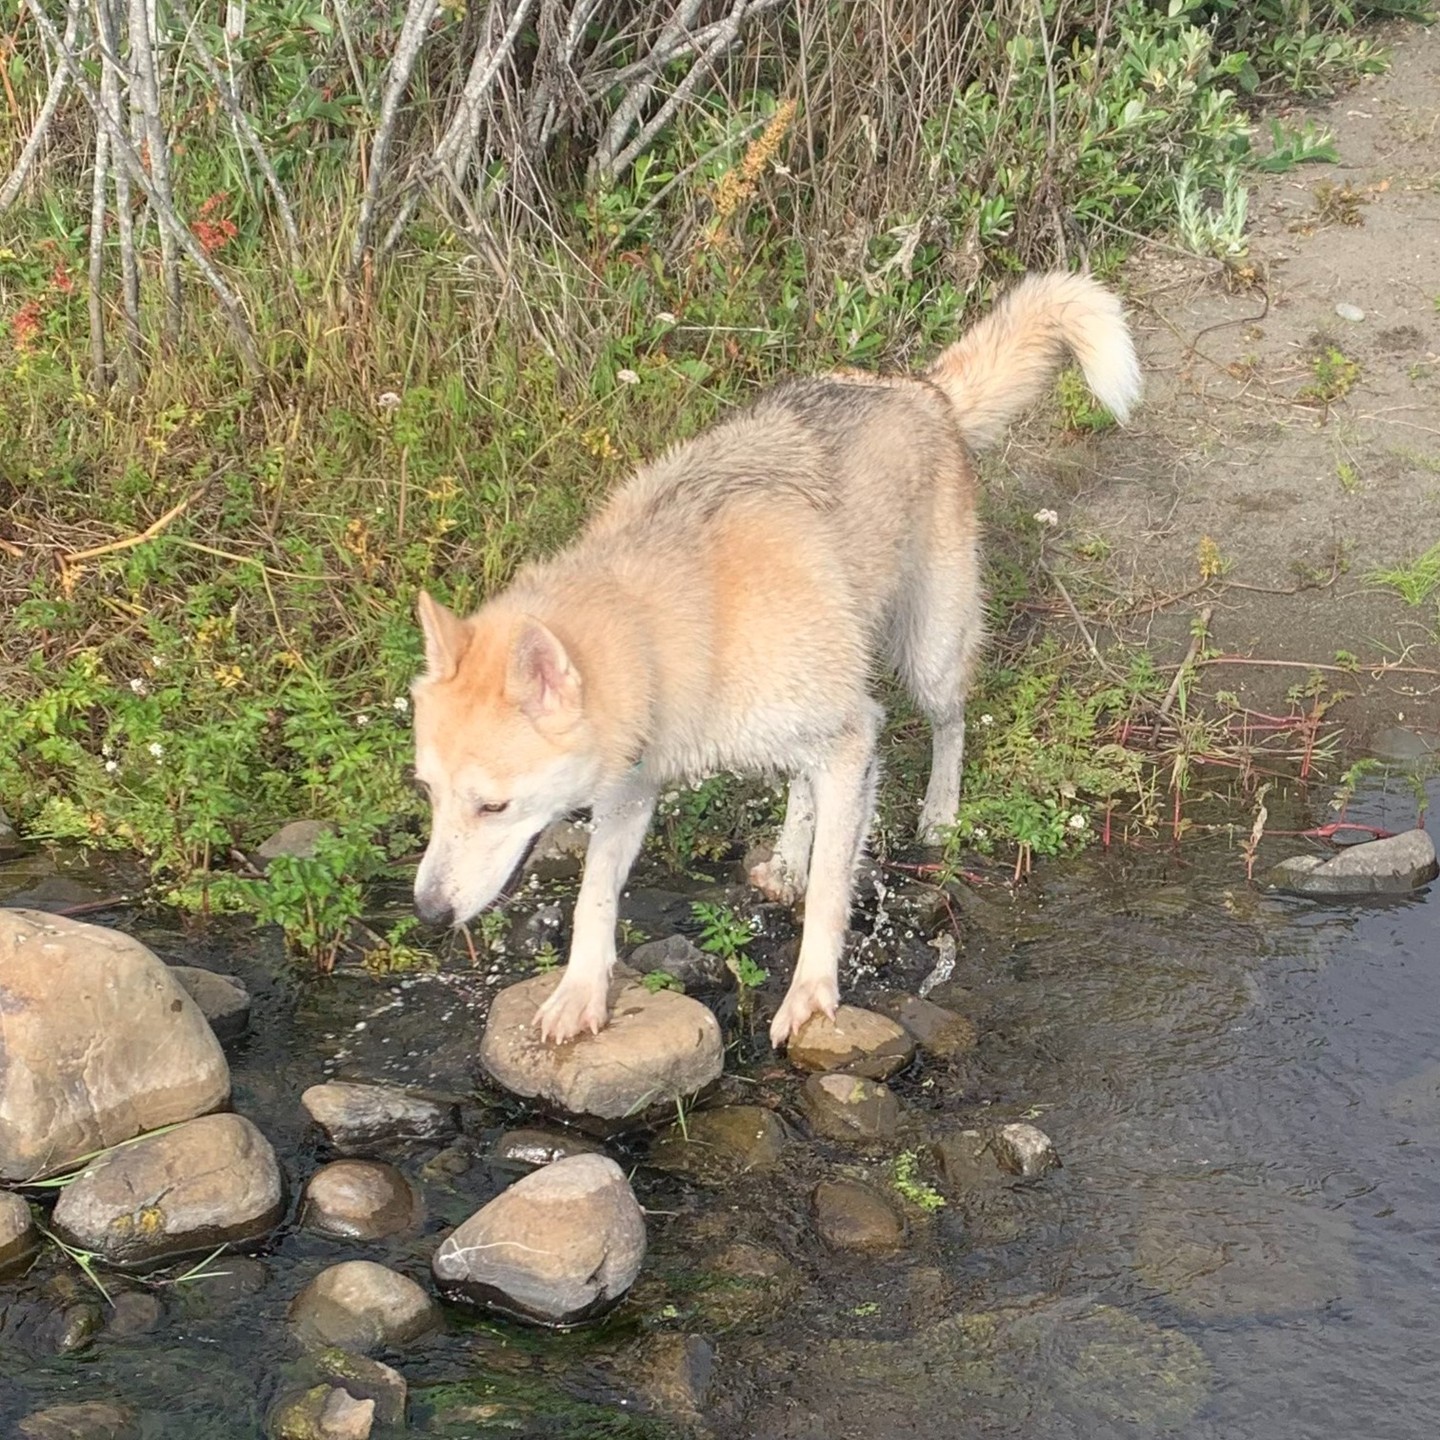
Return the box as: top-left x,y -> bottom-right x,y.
1335,302 -> 1365,322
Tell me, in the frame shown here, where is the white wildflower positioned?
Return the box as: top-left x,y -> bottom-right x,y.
655,311 -> 677,326
377,391 -> 402,412
1033,508 -> 1059,527
392,696 -> 409,713
972,827 -> 988,840
979,713 -> 994,727
1068,813 -> 1087,831
129,677 -> 148,696
616,368 -> 640,386
147,742 -> 164,759
101,740 -> 114,757
356,713 -> 371,727
104,759 -> 119,773
151,654 -> 166,669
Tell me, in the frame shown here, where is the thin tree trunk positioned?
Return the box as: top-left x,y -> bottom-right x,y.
128,0 -> 182,340
96,0 -> 142,380
0,0 -> 85,215
87,116 -> 110,389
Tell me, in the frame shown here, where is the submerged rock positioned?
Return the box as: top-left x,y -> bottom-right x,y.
265,1385 -> 374,1440
433,1153 -> 646,1326
1136,1173 -> 1357,1321
306,1349 -> 408,1426
870,992 -> 978,1058
103,1290 -> 165,1339
992,1122 -> 1062,1179
1267,829 -> 1438,897
648,1104 -> 788,1182
301,1081 -> 459,1152
301,1160 -> 420,1241
479,970 -> 723,1124
51,1112 -> 283,1268
812,1179 -> 905,1252
799,1073 -> 900,1143
0,909 -> 229,1181
289,1260 -> 440,1355
627,933 -> 727,989
786,1006 -> 916,1079
1,1190 -> 38,1270
633,1333 -> 717,1415
490,1127 -> 608,1169
17,1402 -> 139,1440
168,965 -> 252,1044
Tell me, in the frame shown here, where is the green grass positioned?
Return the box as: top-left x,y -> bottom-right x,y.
1367,541 -> 1440,606
0,0 -> 1403,963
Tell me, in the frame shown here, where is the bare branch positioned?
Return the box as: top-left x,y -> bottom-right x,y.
87,95 -> 110,389
0,0 -> 85,216
128,0 -> 183,338
97,0 -> 142,379
169,0 -> 301,265
24,0 -> 261,372
350,0 -> 443,278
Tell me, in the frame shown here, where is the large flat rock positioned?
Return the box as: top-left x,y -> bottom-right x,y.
479,970 -> 723,1123
0,910 -> 230,1181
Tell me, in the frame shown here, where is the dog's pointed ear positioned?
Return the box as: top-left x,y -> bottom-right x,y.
507,617 -> 581,722
417,591 -> 469,681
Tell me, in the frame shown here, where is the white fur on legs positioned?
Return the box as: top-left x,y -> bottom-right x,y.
749,772 -> 815,904
770,713 -> 880,1047
536,776 -> 657,1044
918,710 -> 966,845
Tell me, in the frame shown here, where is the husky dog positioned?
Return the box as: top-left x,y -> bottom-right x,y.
412,272 -> 1141,1046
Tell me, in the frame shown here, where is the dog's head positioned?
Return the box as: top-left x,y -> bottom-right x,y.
410,592 -> 601,927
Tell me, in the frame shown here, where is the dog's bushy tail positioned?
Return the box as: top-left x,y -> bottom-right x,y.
926,271 -> 1142,451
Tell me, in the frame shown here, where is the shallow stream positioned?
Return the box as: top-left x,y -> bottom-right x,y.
2,762 -> 1437,1439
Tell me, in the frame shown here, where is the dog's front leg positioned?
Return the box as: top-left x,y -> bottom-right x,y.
535,776 -> 657,1045
770,709 -> 880,1048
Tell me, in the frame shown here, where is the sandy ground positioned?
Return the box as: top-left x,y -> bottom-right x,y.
993,19 -> 1440,739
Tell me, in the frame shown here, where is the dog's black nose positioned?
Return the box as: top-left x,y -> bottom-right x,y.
414,893 -> 454,928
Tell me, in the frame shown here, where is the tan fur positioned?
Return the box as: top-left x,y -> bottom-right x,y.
412,271 -> 1141,1047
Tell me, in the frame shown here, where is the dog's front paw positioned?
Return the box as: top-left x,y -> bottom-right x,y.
748,851 -> 805,907
535,974 -> 611,1045
769,972 -> 840,1049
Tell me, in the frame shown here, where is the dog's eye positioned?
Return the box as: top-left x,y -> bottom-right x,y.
476,800 -> 510,816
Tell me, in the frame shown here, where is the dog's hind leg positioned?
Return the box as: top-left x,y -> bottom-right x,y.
769,708 -> 880,1047
536,776 -> 658,1045
748,773 -> 815,905
895,544 -> 985,846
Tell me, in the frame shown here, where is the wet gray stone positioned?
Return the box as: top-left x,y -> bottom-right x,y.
301,1081 -> 459,1151
649,1104 -> 788,1182
1267,829 -> 1438,896
934,1129 -> 1009,1191
813,1179 -> 905,1252
992,1122 -> 1062,1179
799,1073 -> 900,1143
524,818 -> 590,879
17,1401 -> 139,1440
52,1112 -> 283,1267
168,965 -> 252,1044
0,803 -> 20,853
490,1127 -> 607,1169
871,992 -> 978,1057
1,1190 -> 37,1269
256,820 -> 334,865
433,1153 -> 645,1326
627,933 -> 727,989
479,970 -> 723,1124
288,1260 -> 441,1355
786,1006 -> 915,1079
0,909 -> 230,1181
301,1160 -> 420,1240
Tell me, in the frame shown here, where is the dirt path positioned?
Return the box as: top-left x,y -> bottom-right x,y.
996,19 -> 1440,740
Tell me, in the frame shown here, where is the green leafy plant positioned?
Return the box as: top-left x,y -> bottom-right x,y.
691,901 -> 769,991
892,1150 -> 947,1212
1300,347 -> 1361,404
1367,540 -> 1440,606
1255,118 -> 1341,171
